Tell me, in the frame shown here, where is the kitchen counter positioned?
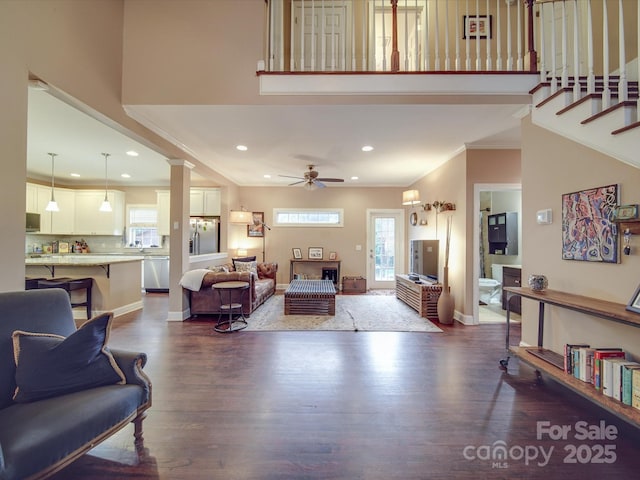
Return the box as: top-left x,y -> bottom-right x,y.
26,255 -> 145,319
26,254 -> 144,266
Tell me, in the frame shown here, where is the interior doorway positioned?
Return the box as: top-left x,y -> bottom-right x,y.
366,209 -> 404,290
473,184 -> 522,325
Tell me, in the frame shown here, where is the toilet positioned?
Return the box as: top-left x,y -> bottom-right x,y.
479,264 -> 504,305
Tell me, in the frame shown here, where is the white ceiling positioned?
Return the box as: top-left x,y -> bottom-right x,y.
27,88 -> 526,188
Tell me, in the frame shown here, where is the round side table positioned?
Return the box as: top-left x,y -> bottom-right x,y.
212,281 -> 249,333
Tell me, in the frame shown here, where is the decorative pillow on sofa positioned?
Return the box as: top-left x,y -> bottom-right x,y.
232,256 -> 256,271
12,312 -> 126,403
234,260 -> 258,276
208,265 -> 229,273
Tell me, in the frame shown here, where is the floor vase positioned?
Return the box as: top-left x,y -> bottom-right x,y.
437,267 -> 455,324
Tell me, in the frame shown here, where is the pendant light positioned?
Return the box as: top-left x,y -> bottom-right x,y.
99,153 -> 112,212
45,153 -> 60,212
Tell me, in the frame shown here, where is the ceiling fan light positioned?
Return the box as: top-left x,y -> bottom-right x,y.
304,181 -> 318,191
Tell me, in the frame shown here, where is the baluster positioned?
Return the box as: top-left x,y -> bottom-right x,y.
381,0 -> 387,70
415,0 -> 420,71
391,0 -> 399,71
425,0 -> 430,70
573,0 -> 581,101
444,0 -> 450,70
342,0 -> 346,70
496,0 -> 502,70
602,0 -> 611,108
310,0 -> 315,71
321,0 -> 326,70
525,0 -> 536,72
637,0 -> 640,121
586,0 -> 595,94
506,0 -> 512,70
351,0 -> 356,70
617,0 -> 627,102
362,0 -> 366,70
465,0 -> 470,70
301,0 -> 305,70
331,1 -> 336,70
538,1 -> 545,83
455,0 -> 461,70
550,1 -> 557,92
475,0 -> 481,71
434,0 -> 441,70
561,0 -> 568,88
404,0 -> 408,70
516,0 -> 522,70
485,0 -> 491,71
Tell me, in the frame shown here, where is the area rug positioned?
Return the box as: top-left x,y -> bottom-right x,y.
246,294 -> 443,332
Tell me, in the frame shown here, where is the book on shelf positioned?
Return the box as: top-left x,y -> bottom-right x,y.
564,344 -> 589,374
593,349 -> 625,390
579,347 -> 596,383
633,369 -> 640,410
612,361 -> 640,402
622,364 -> 640,406
602,358 -> 630,398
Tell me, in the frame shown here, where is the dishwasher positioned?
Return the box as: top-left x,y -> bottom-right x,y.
143,256 -> 170,293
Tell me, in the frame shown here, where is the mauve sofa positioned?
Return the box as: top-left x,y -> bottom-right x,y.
0,289 -> 151,480
188,262 -> 278,317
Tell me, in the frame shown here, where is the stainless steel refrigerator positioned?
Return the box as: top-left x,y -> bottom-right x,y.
189,216 -> 220,255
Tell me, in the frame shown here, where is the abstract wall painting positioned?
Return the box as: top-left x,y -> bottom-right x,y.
561,184 -> 619,263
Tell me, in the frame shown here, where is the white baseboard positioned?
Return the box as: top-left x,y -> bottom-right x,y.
79,300 -> 143,320
167,308 -> 190,322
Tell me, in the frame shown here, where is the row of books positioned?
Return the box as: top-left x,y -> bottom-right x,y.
564,344 -> 640,408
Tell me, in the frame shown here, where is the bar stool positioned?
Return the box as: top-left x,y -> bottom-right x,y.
37,277 -> 93,318
25,277 -> 46,290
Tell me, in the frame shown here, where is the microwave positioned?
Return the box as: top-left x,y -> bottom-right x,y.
26,212 -> 41,232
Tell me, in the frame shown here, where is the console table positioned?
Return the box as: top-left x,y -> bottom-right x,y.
502,286 -> 640,428
289,259 -> 341,288
395,274 -> 442,322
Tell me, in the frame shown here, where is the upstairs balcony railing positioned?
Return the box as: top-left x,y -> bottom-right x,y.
263,1 -> 638,115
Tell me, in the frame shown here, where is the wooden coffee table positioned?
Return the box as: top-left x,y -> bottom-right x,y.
284,279 -> 336,315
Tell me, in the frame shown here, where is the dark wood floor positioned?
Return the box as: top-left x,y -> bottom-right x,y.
52,293 -> 640,479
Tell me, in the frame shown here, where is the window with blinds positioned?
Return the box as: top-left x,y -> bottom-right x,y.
127,205 -> 161,248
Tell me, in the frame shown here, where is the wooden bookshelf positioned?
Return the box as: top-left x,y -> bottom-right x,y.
510,345 -> 640,429
503,287 -> 640,429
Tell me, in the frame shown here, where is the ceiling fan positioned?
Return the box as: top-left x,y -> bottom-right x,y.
279,164 -> 344,190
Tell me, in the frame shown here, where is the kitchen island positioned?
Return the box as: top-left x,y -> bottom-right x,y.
26,255 -> 144,319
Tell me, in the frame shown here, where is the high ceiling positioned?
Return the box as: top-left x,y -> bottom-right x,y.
27,88 -> 526,189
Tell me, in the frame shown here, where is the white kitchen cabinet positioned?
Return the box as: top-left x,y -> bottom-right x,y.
50,188 -> 75,234
190,188 -> 220,216
156,190 -> 171,236
74,190 -> 125,235
26,183 -> 74,234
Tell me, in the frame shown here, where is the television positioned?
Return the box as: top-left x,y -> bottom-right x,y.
410,239 -> 439,282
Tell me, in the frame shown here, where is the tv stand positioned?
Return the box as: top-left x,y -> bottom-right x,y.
395,274 -> 442,322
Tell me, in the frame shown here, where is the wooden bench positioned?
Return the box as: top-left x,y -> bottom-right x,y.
284,279 -> 336,315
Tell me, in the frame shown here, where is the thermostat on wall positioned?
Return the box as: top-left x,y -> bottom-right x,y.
536,209 -> 552,225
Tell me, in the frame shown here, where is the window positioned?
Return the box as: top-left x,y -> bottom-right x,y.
273,208 -> 344,227
127,205 -> 161,248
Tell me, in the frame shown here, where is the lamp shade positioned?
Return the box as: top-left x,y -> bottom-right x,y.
402,189 -> 421,206
229,210 -> 252,224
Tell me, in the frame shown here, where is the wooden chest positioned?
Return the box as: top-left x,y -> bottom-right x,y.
342,276 -> 366,294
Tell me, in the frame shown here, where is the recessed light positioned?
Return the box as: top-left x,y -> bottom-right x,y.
361,145 -> 374,152
351,176 -> 359,180
121,173 -> 131,178
263,174 -> 272,178
126,150 -> 139,157
236,145 -> 248,151
70,173 -> 81,177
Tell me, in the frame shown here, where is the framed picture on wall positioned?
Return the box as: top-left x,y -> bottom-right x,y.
463,15 -> 492,39
308,247 -> 323,259
627,283 -> 640,314
247,212 -> 264,237
292,247 -> 302,259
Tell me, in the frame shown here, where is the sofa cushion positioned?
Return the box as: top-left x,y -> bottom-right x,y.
232,256 -> 256,270
12,313 -> 125,403
234,260 -> 258,276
